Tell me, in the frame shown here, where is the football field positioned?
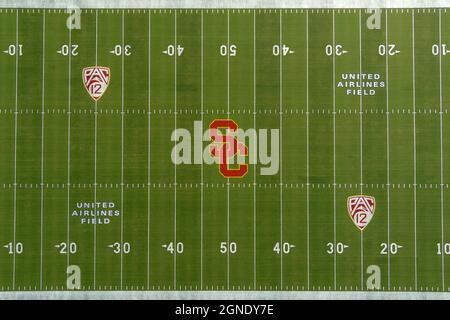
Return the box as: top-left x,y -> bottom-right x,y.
1,7 -> 450,293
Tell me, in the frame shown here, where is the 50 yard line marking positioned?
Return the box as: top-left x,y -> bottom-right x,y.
39,9 -> 46,290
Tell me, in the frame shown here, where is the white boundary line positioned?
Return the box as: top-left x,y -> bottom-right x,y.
39,9 -> 46,290
3,0 -> 450,9
438,8 -> 445,292
2,290 -> 450,300
412,8 -> 418,291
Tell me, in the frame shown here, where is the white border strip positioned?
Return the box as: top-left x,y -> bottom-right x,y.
0,290 -> 449,300
2,0 -> 450,8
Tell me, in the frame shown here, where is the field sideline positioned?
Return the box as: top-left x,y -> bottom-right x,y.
0,8 -> 450,292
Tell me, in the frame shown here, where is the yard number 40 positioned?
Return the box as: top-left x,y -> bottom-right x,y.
163,44 -> 184,56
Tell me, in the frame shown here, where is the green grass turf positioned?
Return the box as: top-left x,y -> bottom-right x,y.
0,8 -> 449,292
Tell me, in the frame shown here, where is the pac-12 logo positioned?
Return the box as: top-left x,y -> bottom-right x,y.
347,195 -> 376,231
83,66 -> 110,101
209,119 -> 248,178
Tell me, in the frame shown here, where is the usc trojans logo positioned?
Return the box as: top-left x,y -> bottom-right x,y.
209,119 -> 248,178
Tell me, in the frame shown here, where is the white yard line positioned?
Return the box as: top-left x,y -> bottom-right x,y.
93,9 -> 98,290
306,9 -> 310,291
227,10 -> 230,290
12,8 -> 18,290
358,9 -> 364,290
412,9 -> 418,290
385,9 -> 391,291
200,10 -> 204,290
147,8 -> 151,291
67,8 -> 72,271
279,9 -> 284,289
332,10 -> 336,291
120,9 -> 125,289
253,9 -> 257,291
174,9 -> 177,290
39,9 -> 46,290
438,8 -> 445,292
